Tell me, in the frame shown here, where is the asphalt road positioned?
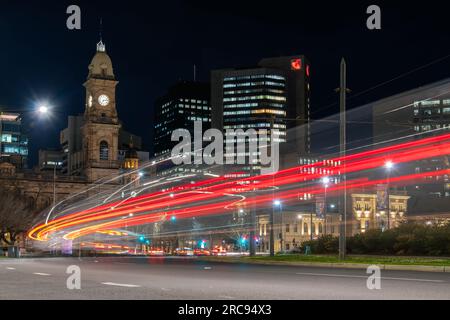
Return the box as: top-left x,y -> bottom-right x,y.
0,256 -> 449,300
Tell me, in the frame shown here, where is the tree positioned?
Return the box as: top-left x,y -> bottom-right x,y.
0,187 -> 37,246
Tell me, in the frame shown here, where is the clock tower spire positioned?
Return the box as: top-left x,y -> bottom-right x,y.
81,38 -> 121,182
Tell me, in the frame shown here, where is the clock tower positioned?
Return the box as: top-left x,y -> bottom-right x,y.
81,40 -> 121,182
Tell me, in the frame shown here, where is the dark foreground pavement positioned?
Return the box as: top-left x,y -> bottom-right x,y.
0,256 -> 449,300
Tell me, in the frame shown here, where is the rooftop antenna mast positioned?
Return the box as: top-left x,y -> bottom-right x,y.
96,18 -> 106,52
99,17 -> 103,42
193,64 -> 197,82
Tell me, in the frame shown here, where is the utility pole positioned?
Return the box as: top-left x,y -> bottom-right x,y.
338,58 -> 348,260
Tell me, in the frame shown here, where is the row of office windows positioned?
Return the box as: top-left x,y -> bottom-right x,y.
224,88 -> 285,95
224,123 -> 286,130
160,99 -> 208,109
223,81 -> 285,89
178,104 -> 211,110
1,133 -> 25,143
1,145 -> 28,155
414,124 -> 450,132
414,99 -> 450,107
223,109 -> 286,116
414,107 -> 450,116
223,95 -> 286,102
224,74 -> 285,82
186,116 -> 210,122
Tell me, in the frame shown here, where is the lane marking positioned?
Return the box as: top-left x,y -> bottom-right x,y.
6,267 -> 16,270
101,282 -> 141,288
295,272 -> 445,283
33,272 -> 51,276
204,267 -> 212,270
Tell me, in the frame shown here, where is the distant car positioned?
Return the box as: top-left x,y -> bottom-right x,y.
174,247 -> 194,256
194,249 -> 210,256
211,246 -> 227,256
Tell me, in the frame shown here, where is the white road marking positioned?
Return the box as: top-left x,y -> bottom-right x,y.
33,272 -> 51,276
295,272 -> 445,283
6,267 -> 16,270
204,267 -> 212,270
218,295 -> 235,299
101,282 -> 141,288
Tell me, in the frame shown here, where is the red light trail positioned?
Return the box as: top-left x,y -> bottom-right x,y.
28,133 -> 450,242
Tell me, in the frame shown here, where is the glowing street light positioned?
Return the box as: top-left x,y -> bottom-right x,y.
322,176 -> 330,186
273,200 -> 281,207
37,105 -> 49,114
385,160 -> 394,170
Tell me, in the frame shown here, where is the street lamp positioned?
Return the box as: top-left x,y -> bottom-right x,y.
38,105 -> 49,114
270,200 -> 282,256
322,177 -> 330,235
384,160 -> 394,229
384,160 -> 394,170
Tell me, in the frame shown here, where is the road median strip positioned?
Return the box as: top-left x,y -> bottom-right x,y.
197,256 -> 450,273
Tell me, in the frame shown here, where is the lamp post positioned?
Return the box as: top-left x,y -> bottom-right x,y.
384,161 -> 394,230
322,177 -> 330,235
270,200 -> 281,256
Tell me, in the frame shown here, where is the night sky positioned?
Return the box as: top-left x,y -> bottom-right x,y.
1,0 -> 449,166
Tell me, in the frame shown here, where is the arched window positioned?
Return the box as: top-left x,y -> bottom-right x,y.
99,141 -> 109,160
318,223 -> 323,234
303,223 -> 308,233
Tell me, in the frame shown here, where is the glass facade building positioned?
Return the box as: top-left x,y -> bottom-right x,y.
153,81 -> 211,157
211,55 -> 311,172
372,78 -> 450,214
0,112 -> 28,168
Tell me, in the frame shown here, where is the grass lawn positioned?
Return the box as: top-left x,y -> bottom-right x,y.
238,254 -> 450,266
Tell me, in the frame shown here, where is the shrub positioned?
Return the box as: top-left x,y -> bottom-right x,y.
299,222 -> 450,256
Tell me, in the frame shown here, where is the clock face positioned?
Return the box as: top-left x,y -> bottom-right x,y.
98,94 -> 110,106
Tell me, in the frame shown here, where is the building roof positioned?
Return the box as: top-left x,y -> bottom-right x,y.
87,40 -> 115,80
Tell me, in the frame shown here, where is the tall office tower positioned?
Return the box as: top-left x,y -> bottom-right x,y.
211,55 -> 311,172
0,112 -> 28,169
60,115 -> 84,176
372,78 -> 450,213
153,80 -> 211,158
